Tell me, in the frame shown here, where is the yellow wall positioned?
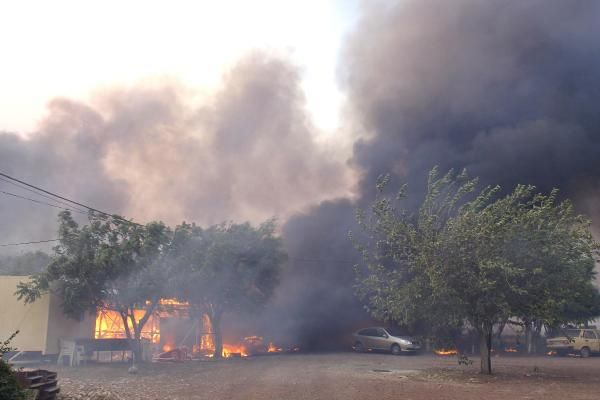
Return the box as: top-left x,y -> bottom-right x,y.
0,276 -> 94,354
0,276 -> 49,352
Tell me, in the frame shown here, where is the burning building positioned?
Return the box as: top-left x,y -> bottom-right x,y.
93,300 -> 286,359
0,275 -> 284,360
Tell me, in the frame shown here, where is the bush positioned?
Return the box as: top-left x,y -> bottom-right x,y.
0,360 -> 26,400
0,331 -> 26,400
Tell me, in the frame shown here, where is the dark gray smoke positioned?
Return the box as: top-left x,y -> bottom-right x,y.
269,200 -> 371,349
3,0 -> 600,349
277,0 -> 600,348
343,0 -> 600,211
0,53 -> 350,249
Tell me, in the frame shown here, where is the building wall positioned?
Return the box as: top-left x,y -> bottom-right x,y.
0,276 -> 94,354
0,276 -> 49,352
45,289 -> 95,354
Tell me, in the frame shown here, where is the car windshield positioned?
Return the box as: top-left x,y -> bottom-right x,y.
385,328 -> 408,338
562,329 -> 581,338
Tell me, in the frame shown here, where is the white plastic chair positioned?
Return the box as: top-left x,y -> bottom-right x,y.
57,339 -> 78,366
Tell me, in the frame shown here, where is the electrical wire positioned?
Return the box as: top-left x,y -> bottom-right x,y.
290,258 -> 358,264
0,171 -> 141,226
0,175 -> 89,214
0,239 -> 59,247
0,190 -> 88,214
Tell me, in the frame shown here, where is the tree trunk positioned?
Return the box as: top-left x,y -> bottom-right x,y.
132,330 -> 143,364
479,324 -> 493,375
119,311 -> 137,366
496,319 -> 507,341
126,301 -> 158,365
532,321 -> 543,354
524,321 -> 533,354
209,311 -> 223,359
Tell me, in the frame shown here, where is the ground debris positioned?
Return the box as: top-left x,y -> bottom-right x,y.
50,353 -> 600,400
58,383 -> 125,400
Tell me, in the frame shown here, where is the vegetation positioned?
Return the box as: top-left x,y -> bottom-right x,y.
354,168 -> 600,374
17,211 -> 171,365
16,211 -> 286,361
0,331 -> 26,400
102,220 -> 171,365
170,220 -> 286,358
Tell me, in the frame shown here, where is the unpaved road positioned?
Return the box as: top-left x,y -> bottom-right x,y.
55,353 -> 600,400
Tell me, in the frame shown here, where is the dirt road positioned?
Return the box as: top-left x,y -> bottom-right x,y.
56,353 -> 600,400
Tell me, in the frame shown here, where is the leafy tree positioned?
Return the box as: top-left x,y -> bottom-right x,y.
102,221 -> 171,365
436,183 -> 535,373
353,170 -> 480,342
17,212 -> 126,316
355,168 -> 599,374
171,220 -> 286,358
17,211 -> 171,365
503,190 -> 600,352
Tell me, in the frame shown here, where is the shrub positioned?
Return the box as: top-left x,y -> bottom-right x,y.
0,331 -> 26,400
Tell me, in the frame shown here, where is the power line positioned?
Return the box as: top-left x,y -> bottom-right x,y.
0,176 -> 88,213
290,258 -> 358,264
0,239 -> 59,247
0,171 -> 142,227
0,190 -> 88,214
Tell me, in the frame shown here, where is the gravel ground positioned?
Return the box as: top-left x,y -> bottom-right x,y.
50,353 -> 600,400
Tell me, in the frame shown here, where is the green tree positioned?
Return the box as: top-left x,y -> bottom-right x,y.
102,221 -> 172,366
503,190 -> 600,352
353,170 -> 480,342
355,168 -> 599,374
17,211 -> 171,365
17,212 -> 124,316
437,184 -> 534,373
171,220 -> 286,358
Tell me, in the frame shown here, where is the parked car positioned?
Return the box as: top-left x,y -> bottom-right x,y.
546,328 -> 600,357
353,327 -> 420,355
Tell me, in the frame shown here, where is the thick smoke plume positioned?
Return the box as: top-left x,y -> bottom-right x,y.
3,0 -> 600,349
0,53 -> 351,247
343,0 -> 600,211
275,0 -> 600,347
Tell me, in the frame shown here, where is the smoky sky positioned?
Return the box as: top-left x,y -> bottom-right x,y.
274,0 -> 600,347
0,53 -> 351,248
342,0 -> 600,212
3,0 -> 600,348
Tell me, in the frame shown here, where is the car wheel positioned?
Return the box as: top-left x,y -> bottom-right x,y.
581,347 -> 591,358
391,344 -> 401,355
354,342 -> 364,353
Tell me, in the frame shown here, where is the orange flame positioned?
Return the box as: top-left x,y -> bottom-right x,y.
434,349 -> 458,356
96,306 -> 286,359
95,309 -> 160,343
222,344 -> 248,358
504,347 -> 518,353
158,298 -> 189,306
267,342 -> 283,353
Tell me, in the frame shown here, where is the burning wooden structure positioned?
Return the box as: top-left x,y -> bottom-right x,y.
93,300 -> 287,359
0,277 -> 287,361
